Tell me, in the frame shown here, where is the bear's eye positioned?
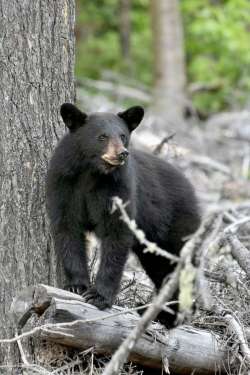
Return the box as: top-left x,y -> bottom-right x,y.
120,134 -> 126,143
98,134 -> 108,142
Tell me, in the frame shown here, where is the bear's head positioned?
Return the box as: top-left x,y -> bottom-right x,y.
60,103 -> 144,174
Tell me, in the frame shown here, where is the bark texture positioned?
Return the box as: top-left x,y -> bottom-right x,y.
151,0 -> 186,128
0,0 -> 75,365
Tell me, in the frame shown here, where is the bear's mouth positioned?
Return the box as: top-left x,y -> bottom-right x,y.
101,155 -> 125,167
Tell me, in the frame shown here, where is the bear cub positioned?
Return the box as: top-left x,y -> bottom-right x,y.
46,103 -> 200,314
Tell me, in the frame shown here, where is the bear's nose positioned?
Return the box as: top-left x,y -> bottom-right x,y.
118,150 -> 129,162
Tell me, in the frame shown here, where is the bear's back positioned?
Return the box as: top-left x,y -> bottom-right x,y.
131,149 -> 201,246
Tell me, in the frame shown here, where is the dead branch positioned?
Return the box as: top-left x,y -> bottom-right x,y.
196,214 -> 223,311
223,313 -> 250,366
188,82 -> 223,94
187,155 -> 232,176
225,217 -> 250,234
112,197 -> 180,262
225,233 -> 250,279
153,133 -> 176,155
77,77 -> 223,103
77,77 -> 151,103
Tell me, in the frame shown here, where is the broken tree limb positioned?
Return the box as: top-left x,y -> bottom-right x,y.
76,77 -> 223,103
76,77 -> 151,103
225,233 -> 250,279
223,313 -> 250,366
9,284 -> 231,374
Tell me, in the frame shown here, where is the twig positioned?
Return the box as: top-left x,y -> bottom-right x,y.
224,233 -> 250,279
51,357 -> 88,375
188,155 -> 232,176
16,331 -> 30,366
225,217 -> 250,234
188,81 -> 222,94
77,77 -> 151,103
223,313 -> 250,366
112,197 -> 180,262
153,133 -> 176,155
196,214 -> 223,310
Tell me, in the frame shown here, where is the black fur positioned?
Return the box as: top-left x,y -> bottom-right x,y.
46,103 -> 201,318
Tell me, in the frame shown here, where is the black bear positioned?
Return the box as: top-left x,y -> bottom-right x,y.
46,103 -> 200,315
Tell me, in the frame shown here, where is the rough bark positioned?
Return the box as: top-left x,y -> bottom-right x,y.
150,0 -> 186,129
11,285 -> 231,374
0,0 -> 75,366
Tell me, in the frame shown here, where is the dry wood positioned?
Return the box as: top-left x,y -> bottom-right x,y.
77,77 -> 151,103
77,76 -> 222,105
196,214 -> 223,311
10,284 -> 231,374
225,233 -> 250,279
187,155 -> 232,176
223,313 -> 250,366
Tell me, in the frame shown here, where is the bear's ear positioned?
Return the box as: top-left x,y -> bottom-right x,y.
60,103 -> 87,132
118,106 -> 144,132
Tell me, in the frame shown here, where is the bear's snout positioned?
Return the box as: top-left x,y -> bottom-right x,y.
101,140 -> 128,166
118,149 -> 129,162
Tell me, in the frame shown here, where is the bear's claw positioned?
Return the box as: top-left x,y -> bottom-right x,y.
82,288 -> 111,310
65,284 -> 88,295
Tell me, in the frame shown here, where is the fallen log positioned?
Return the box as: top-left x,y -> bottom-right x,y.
10,284 -> 231,374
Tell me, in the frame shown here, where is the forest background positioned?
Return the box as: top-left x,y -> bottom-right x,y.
75,0 -> 250,116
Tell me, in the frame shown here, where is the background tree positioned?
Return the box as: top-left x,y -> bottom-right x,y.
119,0 -> 131,66
150,0 -> 186,129
0,0 -> 75,366
75,0 -> 250,116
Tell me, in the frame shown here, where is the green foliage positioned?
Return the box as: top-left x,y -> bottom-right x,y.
75,0 -> 119,79
76,0 -> 250,114
183,0 -> 250,113
75,0 -> 152,84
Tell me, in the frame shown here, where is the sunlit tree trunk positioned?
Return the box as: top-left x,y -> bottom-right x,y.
151,0 -> 186,130
0,0 -> 75,367
119,0 -> 131,68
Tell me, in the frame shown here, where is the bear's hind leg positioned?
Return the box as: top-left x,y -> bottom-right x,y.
133,244 -> 179,327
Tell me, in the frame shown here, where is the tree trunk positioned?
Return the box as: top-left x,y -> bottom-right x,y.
150,0 -> 186,130
119,0 -> 131,63
0,0 -> 75,366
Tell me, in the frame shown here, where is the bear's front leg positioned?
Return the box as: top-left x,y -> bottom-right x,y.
83,236 -> 130,309
55,232 -> 90,295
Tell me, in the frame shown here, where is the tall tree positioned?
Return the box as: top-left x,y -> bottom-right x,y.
151,0 -> 186,129
119,0 -> 131,64
0,0 -> 75,366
